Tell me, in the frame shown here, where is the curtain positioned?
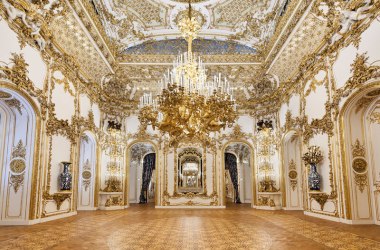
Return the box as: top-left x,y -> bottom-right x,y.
139,153 -> 156,203
225,153 -> 241,203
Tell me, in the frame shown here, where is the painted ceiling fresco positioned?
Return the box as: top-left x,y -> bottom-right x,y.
93,0 -> 289,52
124,39 -> 256,55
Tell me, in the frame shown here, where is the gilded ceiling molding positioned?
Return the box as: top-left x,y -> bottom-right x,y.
67,0 -> 116,63
250,1 -> 380,115
264,0 -> 313,64
118,54 -> 262,64
0,0 -> 120,116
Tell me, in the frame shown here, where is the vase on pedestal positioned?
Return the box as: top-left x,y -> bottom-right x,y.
60,162 -> 72,191
308,163 -> 321,191
303,146 -> 323,191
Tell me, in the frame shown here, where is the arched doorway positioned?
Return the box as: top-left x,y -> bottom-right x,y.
126,142 -> 157,206
77,131 -> 97,210
223,142 -> 253,206
0,86 -> 39,225
281,131 -> 303,210
340,84 -> 380,224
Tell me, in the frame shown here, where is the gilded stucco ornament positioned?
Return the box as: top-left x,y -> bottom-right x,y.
12,139 -> 26,159
0,0 -> 67,51
8,139 -> 26,193
310,192 -> 329,210
43,191 -> 71,210
257,196 -> 275,207
0,53 -> 49,119
10,159 -> 26,173
370,111 -> 380,124
81,159 -> 92,191
105,196 -> 123,207
288,159 -> 298,191
351,139 -> 368,193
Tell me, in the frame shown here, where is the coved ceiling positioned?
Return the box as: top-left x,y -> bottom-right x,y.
94,0 -> 287,52
48,0 -> 327,114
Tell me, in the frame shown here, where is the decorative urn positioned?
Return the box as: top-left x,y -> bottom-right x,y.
302,146 -> 323,191
59,162 -> 72,191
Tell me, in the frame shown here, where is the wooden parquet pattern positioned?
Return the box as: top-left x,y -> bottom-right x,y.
1,204 -> 380,249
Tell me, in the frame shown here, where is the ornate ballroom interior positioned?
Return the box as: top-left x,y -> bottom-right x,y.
1,0 -> 380,248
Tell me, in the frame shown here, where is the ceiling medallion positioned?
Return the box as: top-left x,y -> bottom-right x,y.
175,9 -> 206,28
171,0 -> 209,3
138,1 -> 237,146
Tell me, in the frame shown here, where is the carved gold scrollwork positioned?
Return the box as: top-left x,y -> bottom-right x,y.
0,53 -> 49,118
43,191 -> 71,210
81,159 -> 92,191
354,174 -> 368,193
46,116 -> 76,143
9,139 -> 26,193
105,196 -> 123,207
11,139 -> 26,159
9,174 -> 24,193
10,159 -> 26,173
288,159 -> 298,191
370,112 -> 380,124
351,139 -> 368,193
310,193 -> 329,210
257,196 -> 275,207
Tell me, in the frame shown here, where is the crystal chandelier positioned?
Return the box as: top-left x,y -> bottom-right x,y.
103,121 -> 123,192
138,2 -> 237,144
256,120 -> 278,192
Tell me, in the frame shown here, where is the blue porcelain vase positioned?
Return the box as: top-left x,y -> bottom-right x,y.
308,163 -> 321,191
60,162 -> 72,191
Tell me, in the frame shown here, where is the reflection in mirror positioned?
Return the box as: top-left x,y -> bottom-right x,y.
177,148 -> 203,194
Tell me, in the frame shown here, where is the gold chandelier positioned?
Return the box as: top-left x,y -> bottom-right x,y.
138,2 -> 237,144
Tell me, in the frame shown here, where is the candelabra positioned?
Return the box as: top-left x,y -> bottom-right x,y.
103,121 -> 123,192
256,121 -> 278,192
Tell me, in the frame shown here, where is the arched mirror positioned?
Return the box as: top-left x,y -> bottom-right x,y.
177,148 -> 203,194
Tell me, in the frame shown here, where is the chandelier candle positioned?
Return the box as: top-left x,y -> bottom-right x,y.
138,1 -> 237,145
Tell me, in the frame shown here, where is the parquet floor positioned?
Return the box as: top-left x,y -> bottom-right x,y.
1,204 -> 380,249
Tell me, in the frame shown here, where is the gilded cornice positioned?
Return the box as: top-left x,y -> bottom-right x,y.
247,1 -> 380,115
264,0 -> 313,64
118,54 -> 262,64
0,0 -> 106,106
67,0 -> 116,63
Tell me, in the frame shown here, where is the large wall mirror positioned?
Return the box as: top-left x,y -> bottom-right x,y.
177,148 -> 203,194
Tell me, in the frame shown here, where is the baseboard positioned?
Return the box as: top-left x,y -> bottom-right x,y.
282,207 -> 303,211
77,207 -> 97,211
304,211 -> 340,222
340,218 -> 375,225
0,211 -> 77,225
155,205 -> 226,209
0,220 -> 33,225
99,206 -> 124,210
252,205 -> 282,210
40,211 -> 77,223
